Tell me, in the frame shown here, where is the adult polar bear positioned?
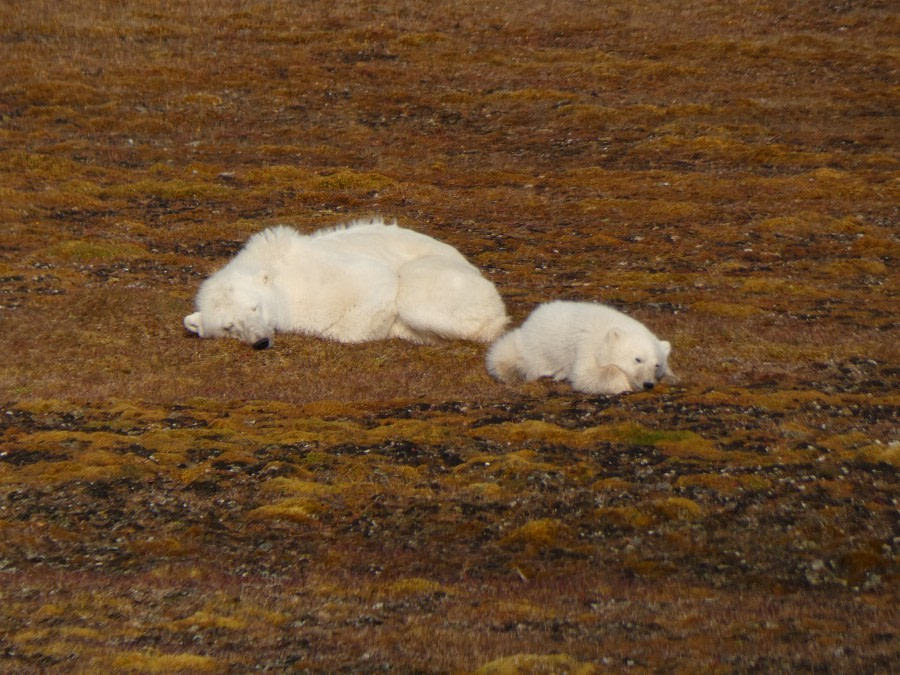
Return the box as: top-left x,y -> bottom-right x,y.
184,218 -> 508,349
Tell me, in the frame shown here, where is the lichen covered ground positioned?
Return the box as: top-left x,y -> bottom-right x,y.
0,0 -> 897,671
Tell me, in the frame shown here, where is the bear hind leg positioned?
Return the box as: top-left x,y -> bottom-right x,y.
485,331 -> 526,383
396,257 -> 508,343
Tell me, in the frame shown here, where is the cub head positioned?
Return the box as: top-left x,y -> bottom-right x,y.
603,327 -> 673,391
184,270 -> 275,349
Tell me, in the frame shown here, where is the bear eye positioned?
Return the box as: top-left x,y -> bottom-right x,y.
635,357 -> 644,364
224,323 -> 234,333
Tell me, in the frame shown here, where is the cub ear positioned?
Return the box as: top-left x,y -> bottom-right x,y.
660,340 -> 671,358
184,312 -> 203,336
658,340 -> 678,382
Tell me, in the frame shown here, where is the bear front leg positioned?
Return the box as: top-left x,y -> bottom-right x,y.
570,363 -> 633,395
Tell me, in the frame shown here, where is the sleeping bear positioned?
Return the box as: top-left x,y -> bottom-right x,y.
486,301 -> 675,394
184,218 -> 508,349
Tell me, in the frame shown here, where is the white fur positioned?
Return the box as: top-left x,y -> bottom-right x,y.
486,301 -> 675,394
184,218 -> 508,348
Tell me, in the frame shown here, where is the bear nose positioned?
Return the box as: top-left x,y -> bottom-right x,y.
643,381 -> 655,390
252,337 -> 271,350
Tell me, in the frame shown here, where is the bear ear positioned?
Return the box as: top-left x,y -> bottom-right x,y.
659,341 -> 678,382
663,368 -> 680,383
606,327 -> 624,344
184,312 -> 203,336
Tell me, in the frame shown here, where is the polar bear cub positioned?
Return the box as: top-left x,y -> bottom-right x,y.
486,301 -> 674,394
184,218 -> 508,349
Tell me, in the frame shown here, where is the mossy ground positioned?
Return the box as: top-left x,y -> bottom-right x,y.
1,0 -> 897,671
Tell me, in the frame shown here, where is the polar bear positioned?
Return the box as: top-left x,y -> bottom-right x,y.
183,218 -> 508,349
486,301 -> 675,394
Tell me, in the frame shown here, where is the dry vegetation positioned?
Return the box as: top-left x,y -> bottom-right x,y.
1,0 -> 898,671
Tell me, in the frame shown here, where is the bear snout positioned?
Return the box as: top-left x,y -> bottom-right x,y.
252,337 -> 271,350
643,381 -> 655,390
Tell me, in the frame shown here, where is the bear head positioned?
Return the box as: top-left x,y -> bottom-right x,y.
184,270 -> 275,349
602,327 -> 673,391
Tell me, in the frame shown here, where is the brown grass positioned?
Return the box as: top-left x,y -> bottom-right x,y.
0,0 -> 897,671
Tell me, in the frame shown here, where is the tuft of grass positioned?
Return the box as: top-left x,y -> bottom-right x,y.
111,651 -> 219,672
379,577 -> 452,598
500,518 -> 574,553
47,240 -> 147,263
857,442 -> 899,468
693,301 -> 764,318
613,425 -> 696,447
650,497 -> 704,521
260,477 -> 337,497
247,498 -> 328,523
475,653 -> 597,675
101,179 -> 234,201
595,506 -> 654,530
313,169 -> 396,192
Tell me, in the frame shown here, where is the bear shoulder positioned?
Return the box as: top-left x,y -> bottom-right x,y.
244,225 -> 302,253
312,217 -> 395,239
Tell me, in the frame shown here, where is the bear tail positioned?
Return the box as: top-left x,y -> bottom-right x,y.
485,330 -> 524,383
